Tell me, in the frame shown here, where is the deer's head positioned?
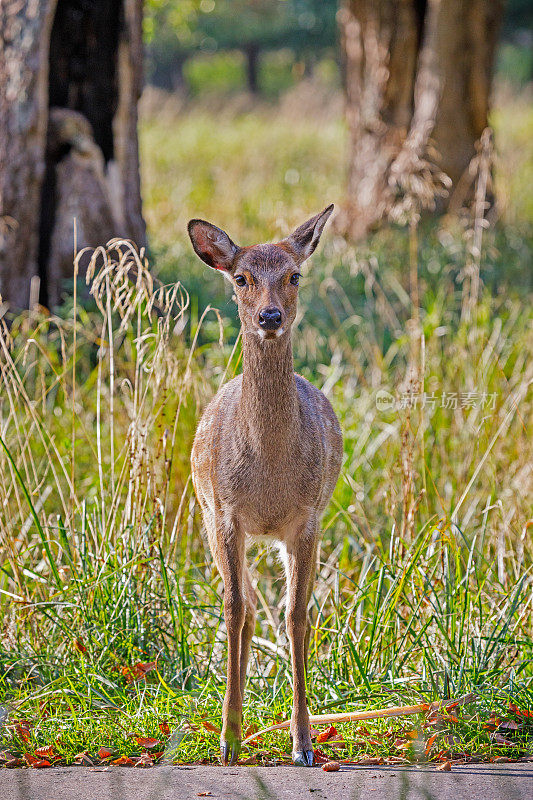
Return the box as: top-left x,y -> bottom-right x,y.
188,206 -> 334,340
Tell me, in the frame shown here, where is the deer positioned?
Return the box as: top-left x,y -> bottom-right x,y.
188,206 -> 343,767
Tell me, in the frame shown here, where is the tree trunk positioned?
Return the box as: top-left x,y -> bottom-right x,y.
245,43 -> 260,94
338,0 -> 504,239
0,0 -> 146,310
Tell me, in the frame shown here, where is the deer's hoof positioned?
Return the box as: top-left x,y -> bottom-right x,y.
293,749 -> 314,767
220,739 -> 241,766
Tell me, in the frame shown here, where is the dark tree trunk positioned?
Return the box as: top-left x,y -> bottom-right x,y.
338,0 -> 504,239
245,43 -> 260,94
0,0 -> 146,310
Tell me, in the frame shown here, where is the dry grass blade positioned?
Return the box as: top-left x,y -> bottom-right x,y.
242,696 -> 476,745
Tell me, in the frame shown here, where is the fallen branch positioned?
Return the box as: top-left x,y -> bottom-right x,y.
242,694 -> 476,746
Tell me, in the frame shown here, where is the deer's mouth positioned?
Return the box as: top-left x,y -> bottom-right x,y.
256,326 -> 285,341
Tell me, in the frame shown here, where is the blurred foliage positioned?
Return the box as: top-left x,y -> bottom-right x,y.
145,0 -> 338,92
144,0 -> 533,96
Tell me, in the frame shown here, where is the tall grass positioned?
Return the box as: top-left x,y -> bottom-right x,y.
0,93 -> 532,763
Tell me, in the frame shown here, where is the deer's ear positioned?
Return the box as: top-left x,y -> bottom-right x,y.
281,204 -> 334,264
188,219 -> 239,272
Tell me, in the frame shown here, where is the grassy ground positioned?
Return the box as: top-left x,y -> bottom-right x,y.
1,85 -> 532,769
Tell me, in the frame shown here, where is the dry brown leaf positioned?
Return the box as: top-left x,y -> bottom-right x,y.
322,760 -> 340,772
202,721 -> 221,734
34,745 -> 55,759
134,736 -> 161,748
493,733 -> 515,747
24,754 -> 51,768
74,750 -> 94,765
134,753 -> 153,768
316,725 -> 339,743
112,755 -> 135,765
436,760 -> 452,771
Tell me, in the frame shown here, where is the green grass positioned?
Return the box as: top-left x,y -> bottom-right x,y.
1,88 -> 532,768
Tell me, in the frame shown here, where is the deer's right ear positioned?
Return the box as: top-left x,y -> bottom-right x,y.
188,219 -> 239,273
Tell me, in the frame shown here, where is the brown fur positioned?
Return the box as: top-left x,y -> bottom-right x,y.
188,207 -> 342,766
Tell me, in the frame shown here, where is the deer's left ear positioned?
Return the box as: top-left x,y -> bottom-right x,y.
280,204 -> 334,264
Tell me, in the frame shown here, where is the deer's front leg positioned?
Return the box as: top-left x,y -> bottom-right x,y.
284,516 -> 318,767
214,513 -> 245,765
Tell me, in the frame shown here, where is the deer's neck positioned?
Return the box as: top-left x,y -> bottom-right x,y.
239,331 -> 299,452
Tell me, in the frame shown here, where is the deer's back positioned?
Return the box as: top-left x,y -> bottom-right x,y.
191,374 -> 342,538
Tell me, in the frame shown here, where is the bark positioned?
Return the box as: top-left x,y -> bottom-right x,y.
339,0 -> 504,239
0,0 -> 146,310
245,43 -> 260,94
0,0 -> 57,310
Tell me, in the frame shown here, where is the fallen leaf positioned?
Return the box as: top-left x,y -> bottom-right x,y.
316,725 -> 338,743
98,747 -> 114,759
509,702 -> 533,719
159,720 -> 171,737
313,748 -> 329,764
74,750 -> 94,765
134,736 -> 161,748
405,729 -> 419,740
393,739 -> 411,750
73,639 -> 87,654
322,760 -> 340,772
498,720 -> 521,731
202,721 -> 221,734
15,723 -> 31,742
121,666 -> 134,683
112,755 -> 135,765
34,745 -> 55,759
132,662 -> 157,680
436,760 -> 452,771
425,733 -> 438,755
24,754 -> 51,768
134,753 -> 153,768
5,757 -> 24,767
493,733 -> 515,747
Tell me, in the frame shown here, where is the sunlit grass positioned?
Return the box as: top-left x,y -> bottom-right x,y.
1,89 -> 532,767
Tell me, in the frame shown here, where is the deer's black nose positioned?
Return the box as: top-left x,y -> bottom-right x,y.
258,307 -> 282,330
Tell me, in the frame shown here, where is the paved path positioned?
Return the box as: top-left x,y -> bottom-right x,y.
4,763 -> 533,800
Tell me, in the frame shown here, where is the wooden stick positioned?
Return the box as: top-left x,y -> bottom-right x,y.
241,694 -> 476,746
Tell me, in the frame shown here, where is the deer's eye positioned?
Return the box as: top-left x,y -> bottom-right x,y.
234,275 -> 247,287
290,273 -> 301,286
